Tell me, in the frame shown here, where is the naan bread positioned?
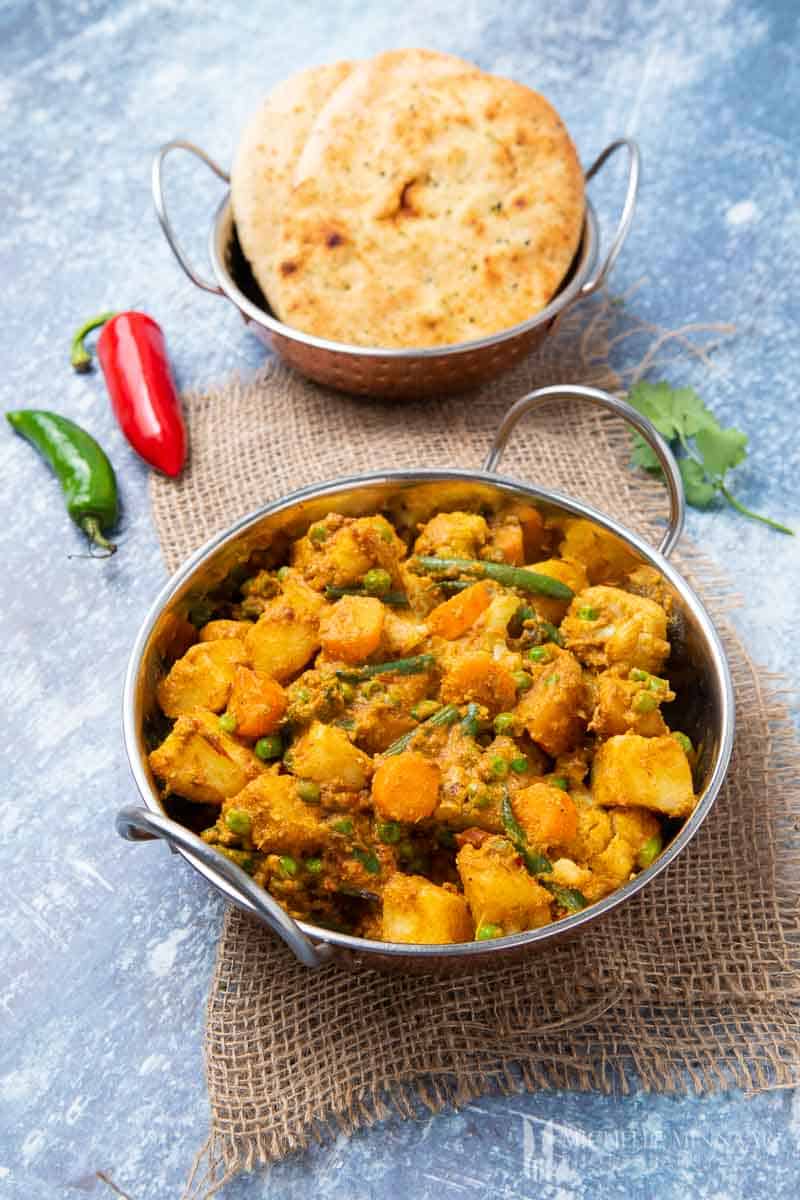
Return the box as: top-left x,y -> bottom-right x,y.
230,61 -> 354,303
233,50 -> 585,348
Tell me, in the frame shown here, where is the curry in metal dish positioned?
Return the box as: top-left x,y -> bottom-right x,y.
148,501 -> 698,944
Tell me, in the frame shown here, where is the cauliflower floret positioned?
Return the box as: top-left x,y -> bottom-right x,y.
561,585 -> 670,673
414,510 -> 489,559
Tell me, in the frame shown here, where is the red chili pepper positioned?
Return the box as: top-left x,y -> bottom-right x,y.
70,311 -> 187,477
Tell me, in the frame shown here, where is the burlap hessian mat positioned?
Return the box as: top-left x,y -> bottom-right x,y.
149,296 -> 799,1198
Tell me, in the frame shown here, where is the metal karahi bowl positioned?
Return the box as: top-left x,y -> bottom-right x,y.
151,139 -> 640,398
117,386 -> 735,974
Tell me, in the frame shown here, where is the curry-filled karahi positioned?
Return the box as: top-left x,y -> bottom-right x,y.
148,500 -> 697,945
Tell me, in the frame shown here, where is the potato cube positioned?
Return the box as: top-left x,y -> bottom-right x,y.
198,619 -> 254,642
156,639 -> 249,718
381,874 -> 474,944
244,577 -> 324,682
592,734 -> 696,818
588,667 -> 672,738
525,557 -> 589,624
413,511 -> 489,559
222,774 -> 326,854
293,515 -> 405,589
320,595 -> 385,663
456,839 -> 552,933
561,586 -> 669,673
289,720 -> 372,791
585,833 -> 637,898
148,709 -> 264,805
557,519 -> 640,585
516,647 -> 587,756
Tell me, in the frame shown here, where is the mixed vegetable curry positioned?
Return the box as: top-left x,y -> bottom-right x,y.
148,499 -> 698,944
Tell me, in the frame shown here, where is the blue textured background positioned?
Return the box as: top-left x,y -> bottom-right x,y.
1,2 -> 798,1197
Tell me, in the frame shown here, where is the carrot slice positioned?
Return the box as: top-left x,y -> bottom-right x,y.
320,595 -> 385,664
427,581 -> 491,639
372,751 -> 441,822
226,666 -> 287,739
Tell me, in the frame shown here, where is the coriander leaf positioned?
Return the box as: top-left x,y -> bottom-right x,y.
678,458 -> 717,508
627,381 -> 681,440
695,425 -> 748,479
631,432 -> 663,473
670,386 -> 719,440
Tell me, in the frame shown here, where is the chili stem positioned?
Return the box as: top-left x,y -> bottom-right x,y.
81,516 -> 117,556
70,311 -> 117,373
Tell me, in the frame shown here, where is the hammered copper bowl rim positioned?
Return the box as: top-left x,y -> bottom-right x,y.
123,468 -> 735,964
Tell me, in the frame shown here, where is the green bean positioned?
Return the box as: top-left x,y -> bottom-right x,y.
325,585 -> 408,606
541,881 -> 587,912
413,556 -> 574,601
351,847 -> 381,874
336,654 -> 435,683
383,703 -> 460,756
461,702 -> 482,738
500,789 -> 552,875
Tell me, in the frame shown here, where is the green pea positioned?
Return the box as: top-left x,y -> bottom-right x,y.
577,606 -> 599,621
279,855 -> 298,877
331,817 -> 354,835
339,680 -> 356,702
510,757 -> 528,774
638,834 -> 663,868
633,692 -> 658,714
305,857 -> 324,875
309,525 -> 328,544
377,820 -> 403,844
672,731 -> 693,755
365,680 -> 384,697
489,755 -> 508,779
276,566 -> 290,581
295,687 -> 311,703
352,847 -> 381,874
493,712 -> 514,735
254,734 -> 283,760
528,646 -> 550,663
411,699 -> 441,721
224,808 -> 252,836
474,792 -> 492,810
476,923 -> 503,941
648,675 -> 668,692
513,670 -> 533,693
544,673 -> 560,687
218,712 -> 237,734
362,567 -> 392,595
297,779 -> 321,804
630,667 -> 649,682
550,776 -> 569,791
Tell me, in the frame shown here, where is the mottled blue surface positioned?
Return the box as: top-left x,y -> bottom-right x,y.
1,1 -> 798,1197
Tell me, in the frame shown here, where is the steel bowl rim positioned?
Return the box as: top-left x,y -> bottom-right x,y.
123,467 -> 735,960
206,195 -> 600,360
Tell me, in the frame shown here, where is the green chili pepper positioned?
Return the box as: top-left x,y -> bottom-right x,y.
7,409 -> 119,555
383,703 -> 459,756
541,881 -> 587,912
500,789 -> 552,875
413,556 -> 574,601
336,653 -> 435,683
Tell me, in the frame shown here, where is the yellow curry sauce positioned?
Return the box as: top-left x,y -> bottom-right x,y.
148,503 -> 697,944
